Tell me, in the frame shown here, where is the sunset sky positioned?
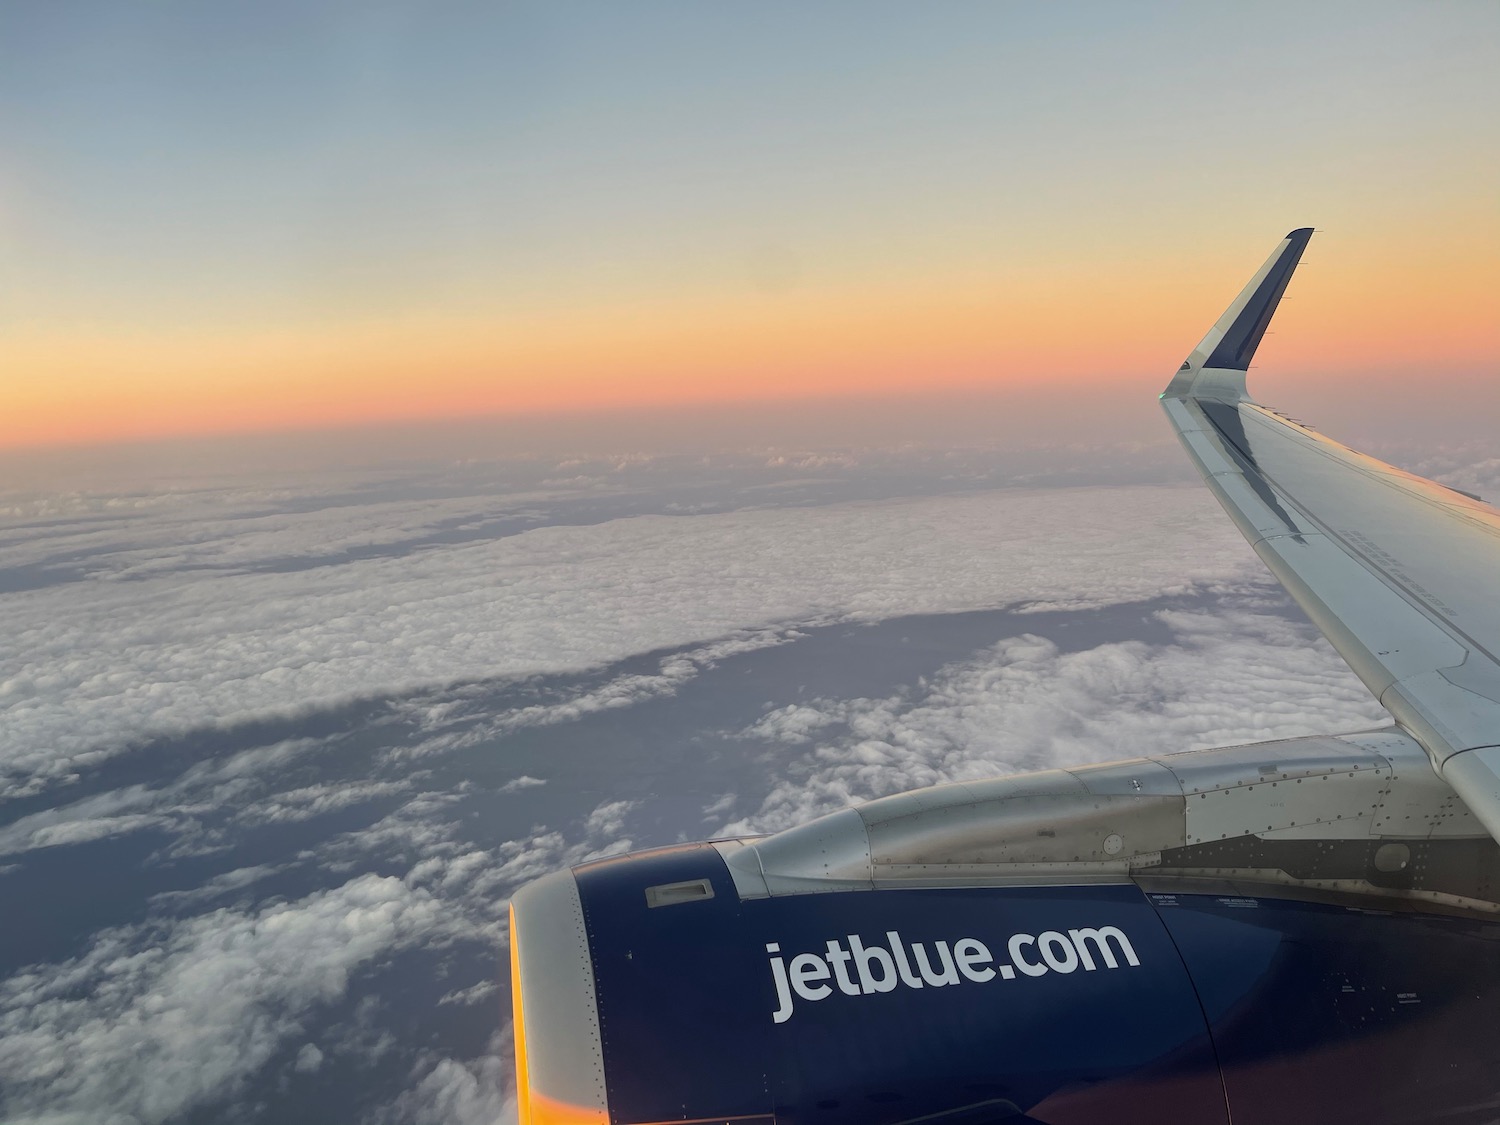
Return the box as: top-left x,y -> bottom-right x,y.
3,1 -> 1497,454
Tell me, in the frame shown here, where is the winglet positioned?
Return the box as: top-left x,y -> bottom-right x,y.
1164,228 -> 1313,401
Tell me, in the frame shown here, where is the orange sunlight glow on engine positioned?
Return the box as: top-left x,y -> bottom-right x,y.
510,907 -> 609,1125
510,910 -> 533,1125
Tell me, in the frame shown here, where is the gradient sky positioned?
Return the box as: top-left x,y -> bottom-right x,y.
2,1 -> 1497,453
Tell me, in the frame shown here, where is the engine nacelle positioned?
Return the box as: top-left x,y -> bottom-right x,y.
510,729 -> 1500,1124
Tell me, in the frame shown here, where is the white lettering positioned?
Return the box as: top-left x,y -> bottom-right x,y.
767,923 -> 1140,1022
1038,931 -> 1079,974
824,939 -> 862,995
768,950 -> 795,1024
849,934 -> 898,994
790,953 -> 832,1001
953,937 -> 996,983
887,930 -> 924,989
912,940 -> 960,986
1068,926 -> 1140,970
1009,933 -> 1047,977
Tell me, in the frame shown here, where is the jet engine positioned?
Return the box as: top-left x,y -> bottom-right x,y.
510,730 -> 1500,1125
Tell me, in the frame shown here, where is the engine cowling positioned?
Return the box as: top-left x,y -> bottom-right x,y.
509,729 -> 1500,1124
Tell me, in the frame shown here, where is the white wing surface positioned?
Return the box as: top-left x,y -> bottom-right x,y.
1162,230 -> 1500,840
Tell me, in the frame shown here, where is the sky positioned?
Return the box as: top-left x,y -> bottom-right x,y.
3,1 -> 1498,457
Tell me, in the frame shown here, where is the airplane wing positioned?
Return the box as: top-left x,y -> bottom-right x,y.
1161,229 -> 1500,840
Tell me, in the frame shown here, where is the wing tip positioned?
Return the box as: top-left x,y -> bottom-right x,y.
1167,227 -> 1315,400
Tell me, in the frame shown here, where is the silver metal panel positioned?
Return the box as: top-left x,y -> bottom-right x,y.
855,769 -> 1183,872
1066,758 -> 1183,797
872,863 -> 1141,887
1348,730 -> 1489,838
1440,749 -> 1500,842
714,734 -> 1482,900
743,807 -> 874,896
1156,735 -> 1388,844
866,790 -> 1183,867
711,837 -> 772,899
1182,768 -> 1388,844
509,869 -> 608,1114
1154,735 -> 1389,791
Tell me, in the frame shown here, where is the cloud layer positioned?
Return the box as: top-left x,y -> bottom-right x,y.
1,484 -> 1259,799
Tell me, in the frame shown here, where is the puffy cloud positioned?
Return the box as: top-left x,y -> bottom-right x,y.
439,980 -> 500,1008
148,865 -> 282,909
0,759 -> 635,1119
232,779 -> 413,826
700,792 -> 738,819
0,784 -> 175,857
1,485 -> 1259,798
294,1043 -> 325,1074
0,765 -> 638,1123
497,775 -> 546,794
0,738 -> 336,859
0,873 -> 454,1125
376,1032 -> 515,1125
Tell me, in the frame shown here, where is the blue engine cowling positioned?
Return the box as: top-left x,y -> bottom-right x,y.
509,840 -> 1500,1125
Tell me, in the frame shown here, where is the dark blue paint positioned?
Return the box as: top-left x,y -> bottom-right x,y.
1204,227 -> 1313,371
574,848 -> 1226,1125
1157,894 -> 1500,1125
573,848 -> 1500,1124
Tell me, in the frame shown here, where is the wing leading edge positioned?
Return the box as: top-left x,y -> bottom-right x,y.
1162,230 -> 1500,841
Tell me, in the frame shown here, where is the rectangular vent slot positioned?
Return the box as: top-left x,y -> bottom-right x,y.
644,878 -> 715,908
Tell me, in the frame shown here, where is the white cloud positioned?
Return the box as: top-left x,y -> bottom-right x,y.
0,738 -> 338,859
393,628 -> 798,761
1,485 -> 1260,798
0,784 -> 174,857
0,482 -> 570,580
0,873 -> 456,1125
232,779 -> 412,826
148,865 -> 282,909
497,776 -> 546,794
0,760 -> 639,1121
376,1031 -> 515,1125
700,792 -> 737,819
438,980 -> 500,1007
